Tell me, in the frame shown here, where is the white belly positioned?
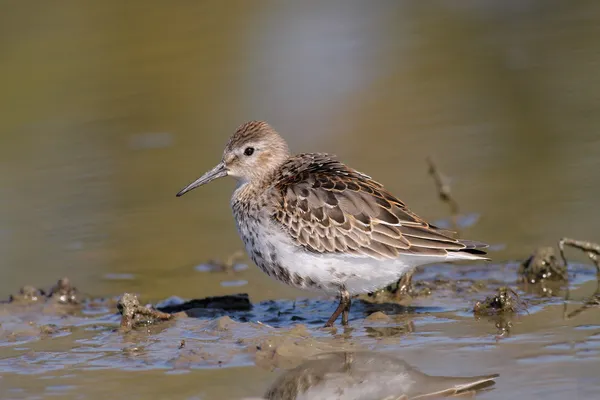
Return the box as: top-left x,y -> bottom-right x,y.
241,221 -> 440,296
276,241 -> 417,295
293,253 -> 413,295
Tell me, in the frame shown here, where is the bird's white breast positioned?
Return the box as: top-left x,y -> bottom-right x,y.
231,187 -> 455,296
234,211 -> 427,295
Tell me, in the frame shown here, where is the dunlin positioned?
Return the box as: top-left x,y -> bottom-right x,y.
262,351 -> 498,399
177,121 -> 488,327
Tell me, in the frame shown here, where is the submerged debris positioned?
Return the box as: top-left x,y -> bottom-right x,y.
195,250 -> 247,273
473,287 -> 526,316
118,293 -> 173,332
156,293 -> 252,314
519,246 -> 567,284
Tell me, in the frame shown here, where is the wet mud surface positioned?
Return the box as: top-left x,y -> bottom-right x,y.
1,260 -> 599,399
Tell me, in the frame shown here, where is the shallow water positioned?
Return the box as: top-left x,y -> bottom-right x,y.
1,264 -> 599,399
1,0 -> 600,399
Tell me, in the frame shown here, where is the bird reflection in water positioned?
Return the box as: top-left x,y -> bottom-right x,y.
251,351 -> 498,400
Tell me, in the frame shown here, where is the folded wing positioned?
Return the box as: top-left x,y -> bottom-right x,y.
270,153 -> 487,260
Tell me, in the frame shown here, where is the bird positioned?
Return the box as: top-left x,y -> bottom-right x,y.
260,351 -> 498,400
176,121 -> 489,327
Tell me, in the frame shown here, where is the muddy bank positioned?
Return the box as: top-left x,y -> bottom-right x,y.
1,259 -> 599,399
2,237 -> 599,389
2,256 -> 598,356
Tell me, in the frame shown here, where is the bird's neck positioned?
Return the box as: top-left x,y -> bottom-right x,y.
232,172 -> 274,204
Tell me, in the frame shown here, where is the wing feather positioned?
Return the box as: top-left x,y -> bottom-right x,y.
270,153 -> 487,260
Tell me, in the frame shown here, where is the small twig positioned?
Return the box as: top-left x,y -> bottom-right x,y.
558,238 -> 600,274
255,320 -> 274,329
426,157 -> 459,230
558,238 -> 600,319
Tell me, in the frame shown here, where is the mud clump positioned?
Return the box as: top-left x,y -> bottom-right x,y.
8,285 -> 45,304
473,287 -> 526,316
365,311 -> 390,322
1,278 -> 85,346
365,274 -> 491,305
7,277 -> 81,305
210,315 -> 236,331
118,293 -> 173,332
48,277 -> 80,304
473,287 -> 527,338
519,247 -> 567,284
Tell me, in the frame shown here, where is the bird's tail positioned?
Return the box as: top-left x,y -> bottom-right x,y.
460,239 -> 488,254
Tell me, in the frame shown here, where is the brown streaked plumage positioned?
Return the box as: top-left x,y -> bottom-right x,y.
270,152 -> 487,260
176,121 -> 489,327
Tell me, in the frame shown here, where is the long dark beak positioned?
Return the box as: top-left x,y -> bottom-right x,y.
176,162 -> 228,197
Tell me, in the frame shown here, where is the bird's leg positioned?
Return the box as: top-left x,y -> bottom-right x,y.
325,289 -> 351,327
341,290 -> 351,326
394,271 -> 414,300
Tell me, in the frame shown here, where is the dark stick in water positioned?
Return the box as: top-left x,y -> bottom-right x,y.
558,237 -> 600,274
427,156 -> 459,231
558,237 -> 600,319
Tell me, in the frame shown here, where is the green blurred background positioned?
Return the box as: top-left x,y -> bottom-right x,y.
1,0 -> 599,304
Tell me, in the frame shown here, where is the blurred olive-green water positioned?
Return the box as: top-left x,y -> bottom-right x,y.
1,1 -> 600,399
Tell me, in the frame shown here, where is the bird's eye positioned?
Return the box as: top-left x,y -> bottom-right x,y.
244,147 -> 255,156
